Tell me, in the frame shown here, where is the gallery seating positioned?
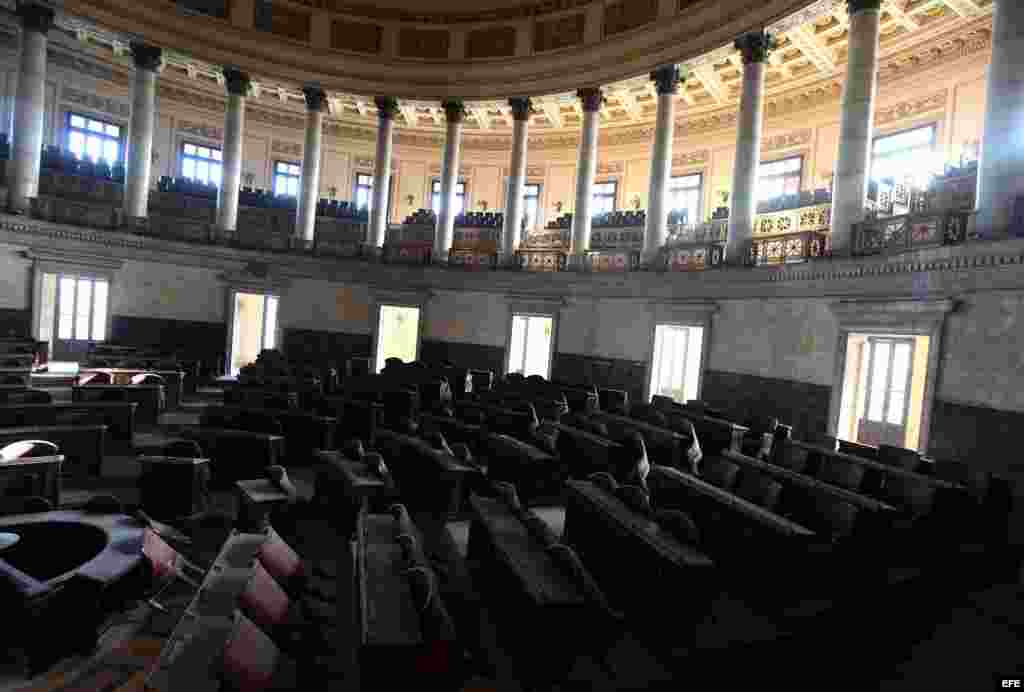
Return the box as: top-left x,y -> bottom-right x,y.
0,440 -> 63,511
313,448 -> 396,535
548,420 -> 626,479
650,397 -> 748,456
587,410 -> 700,473
478,431 -> 567,506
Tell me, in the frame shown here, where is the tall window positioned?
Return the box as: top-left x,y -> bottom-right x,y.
67,113 -> 122,165
38,273 -> 109,345
432,180 -> 466,216
229,292 -> 279,376
375,305 -> 421,373
871,125 -> 937,186
592,181 -> 617,215
648,324 -> 704,404
668,173 -> 703,225
355,173 -> 374,210
273,161 -> 301,197
508,314 -> 554,379
758,156 -> 803,201
523,183 -> 542,229
180,142 -> 223,187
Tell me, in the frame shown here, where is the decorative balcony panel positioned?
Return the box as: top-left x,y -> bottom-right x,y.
665,245 -> 724,271
753,202 -> 831,237
750,231 -> 830,266
452,226 -> 501,254
236,207 -> 293,251
853,210 -> 977,256
314,219 -> 368,258
587,250 -> 640,272
589,227 -> 643,251
666,220 -> 728,246
30,196 -> 121,230
663,220 -> 727,271
516,248 -> 566,272
449,250 -> 498,270
387,224 -> 435,244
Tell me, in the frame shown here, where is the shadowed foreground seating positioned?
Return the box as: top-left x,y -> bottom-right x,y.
0,424 -> 106,476
373,429 -> 480,518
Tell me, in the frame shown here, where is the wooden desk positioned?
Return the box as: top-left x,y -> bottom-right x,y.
0,454 -> 63,507
79,369 -> 185,410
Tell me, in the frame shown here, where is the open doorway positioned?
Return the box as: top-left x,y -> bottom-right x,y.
648,323 -> 704,404
375,305 -> 421,373
228,292 -> 278,376
837,332 -> 930,451
507,313 -> 554,379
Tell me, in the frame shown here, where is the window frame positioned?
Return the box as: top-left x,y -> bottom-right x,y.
642,302 -> 717,404
179,141 -> 224,187
757,154 -> 804,202
272,160 -> 301,198
505,312 -> 556,380
869,123 -> 938,185
66,111 -> 124,165
225,288 -> 280,377
431,178 -> 467,216
355,173 -> 374,210
668,172 -> 704,225
36,271 -> 111,347
522,183 -> 542,230
591,180 -> 618,215
862,336 -> 916,428
372,302 -> 424,374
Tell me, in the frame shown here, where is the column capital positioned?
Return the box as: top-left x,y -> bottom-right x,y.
17,2 -> 55,34
650,65 -> 685,95
442,99 -> 466,124
222,68 -> 252,96
375,96 -> 400,120
508,97 -> 534,121
130,42 -> 163,71
734,30 -> 776,64
847,0 -> 882,13
577,87 -> 604,112
302,86 -> 329,112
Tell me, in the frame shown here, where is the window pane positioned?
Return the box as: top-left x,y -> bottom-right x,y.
376,306 -> 420,373
868,342 -> 891,422
196,161 -> 209,184
182,158 -> 195,179
58,277 -> 76,340
91,280 -> 108,341
69,131 -> 85,159
887,390 -> 906,426
522,316 -> 553,379
432,181 -> 441,193
263,296 -> 278,350
890,343 -> 911,394
198,147 -> 209,158
509,315 -> 527,374
86,136 -> 101,161
210,164 -> 222,187
106,124 -> 119,136
39,273 -> 56,346
103,139 -> 118,164
184,143 -> 196,155
212,149 -> 222,161
88,120 -> 104,133
76,279 -> 92,341
70,115 -> 85,129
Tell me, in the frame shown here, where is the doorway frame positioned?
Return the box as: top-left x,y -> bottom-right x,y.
827,298 -> 955,454
370,287 -> 432,373
643,301 -> 718,403
225,288 -> 281,377
505,311 -> 558,379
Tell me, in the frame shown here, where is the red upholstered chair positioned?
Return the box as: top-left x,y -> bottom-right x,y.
142,528 -> 203,588
256,530 -> 307,593
221,613 -> 292,692
239,562 -> 292,634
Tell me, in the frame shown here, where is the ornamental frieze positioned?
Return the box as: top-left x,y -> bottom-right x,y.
271,140 -> 302,157
61,86 -> 130,119
178,120 -> 223,141
672,150 -> 709,167
875,90 -> 947,126
762,129 -> 813,152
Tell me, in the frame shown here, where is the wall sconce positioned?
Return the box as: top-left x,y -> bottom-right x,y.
554,201 -> 563,213
479,200 -> 489,211
406,194 -> 415,206
242,172 -> 256,187
632,195 -> 642,210
328,186 -> 338,200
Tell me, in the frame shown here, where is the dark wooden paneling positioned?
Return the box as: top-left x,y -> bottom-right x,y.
929,399 -> 1024,479
420,339 -> 504,374
399,28 -> 451,59
534,12 -> 584,53
331,19 -> 383,54
174,0 -> 228,19
0,308 -> 31,339
701,369 -> 832,440
109,315 -> 226,366
255,0 -> 310,42
604,0 -> 658,37
466,26 -> 517,59
551,352 -> 646,406
283,329 -> 372,365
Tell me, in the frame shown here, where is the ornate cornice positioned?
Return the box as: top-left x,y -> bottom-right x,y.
178,120 -> 223,141
762,129 -> 813,152
875,90 -> 947,126
651,65 -> 684,95
672,150 -> 709,167
509,97 -> 533,122
735,31 -> 777,65
61,85 -> 130,119
271,139 -> 302,158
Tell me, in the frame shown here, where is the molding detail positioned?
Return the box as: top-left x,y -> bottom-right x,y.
48,50 -> 117,83
828,297 -> 956,332
178,120 -> 223,141
762,129 -> 813,152
596,161 -> 624,176
157,84 -> 225,113
20,247 -> 124,273
874,90 -> 947,126
61,86 -> 130,119
672,149 -> 709,167
272,140 -> 302,157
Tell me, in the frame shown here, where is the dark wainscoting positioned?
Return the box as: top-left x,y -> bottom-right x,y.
551,352 -> 647,406
420,339 -> 505,374
0,308 -> 31,339
110,315 -> 226,370
701,369 -> 832,440
929,399 -> 1024,479
283,329 -> 372,365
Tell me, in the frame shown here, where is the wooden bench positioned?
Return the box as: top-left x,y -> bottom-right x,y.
590,410 -> 699,473
71,384 -> 164,425
313,449 -> 395,535
0,425 -> 106,476
373,429 -> 479,518
356,506 -> 460,692
548,421 -> 625,479
223,386 -> 299,410
204,405 -> 336,466
308,395 -> 381,446
0,402 -> 136,455
479,432 -> 567,505
659,407 -> 748,457
179,427 -> 285,488
79,368 -> 185,410
0,454 -> 63,509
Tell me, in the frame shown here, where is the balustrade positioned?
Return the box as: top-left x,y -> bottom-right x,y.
748,202 -> 832,266
662,219 -> 728,271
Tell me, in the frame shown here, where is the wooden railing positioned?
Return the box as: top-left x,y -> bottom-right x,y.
749,202 -> 831,266
852,209 -> 976,256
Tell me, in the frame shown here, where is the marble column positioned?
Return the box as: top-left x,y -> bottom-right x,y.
295,86 -> 327,245
830,0 -> 881,254
434,99 -> 464,263
369,97 -> 398,253
725,31 -> 773,265
503,97 -> 532,264
643,66 -> 683,265
976,0 -> 1024,236
8,3 -> 53,214
570,87 -> 603,268
215,68 -> 250,236
123,43 -> 162,220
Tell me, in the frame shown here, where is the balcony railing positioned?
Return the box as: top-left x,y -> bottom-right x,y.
852,209 -> 976,256
749,202 -> 832,265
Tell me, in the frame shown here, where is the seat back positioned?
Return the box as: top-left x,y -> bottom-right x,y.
701,456 -> 740,490
221,612 -> 283,692
734,471 -> 783,511
0,439 -> 60,460
816,457 -> 865,491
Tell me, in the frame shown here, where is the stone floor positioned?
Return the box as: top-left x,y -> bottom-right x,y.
1,388 -> 1022,690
